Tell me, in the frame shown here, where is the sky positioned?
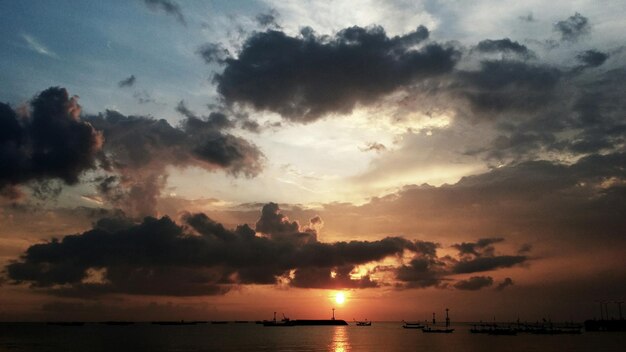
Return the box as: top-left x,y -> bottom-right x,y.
0,0 -> 625,322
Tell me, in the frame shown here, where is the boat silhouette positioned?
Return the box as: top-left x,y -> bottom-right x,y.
263,308 -> 349,326
262,312 -> 295,327
354,319 -> 371,326
402,320 -> 425,329
422,309 -> 454,333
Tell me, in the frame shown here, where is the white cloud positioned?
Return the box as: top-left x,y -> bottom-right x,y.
21,34 -> 58,58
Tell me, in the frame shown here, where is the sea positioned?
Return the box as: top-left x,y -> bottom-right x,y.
1,322 -> 624,351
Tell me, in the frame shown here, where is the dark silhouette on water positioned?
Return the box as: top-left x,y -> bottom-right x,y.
585,300 -> 626,332
470,317 -> 516,335
263,308 -> 348,326
422,309 -> 454,333
402,320 -> 425,329
354,319 -> 371,326
262,312 -> 295,327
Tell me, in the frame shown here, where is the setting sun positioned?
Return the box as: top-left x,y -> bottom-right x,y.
335,292 -> 346,305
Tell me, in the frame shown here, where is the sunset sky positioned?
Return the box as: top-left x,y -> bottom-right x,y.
1,0 -> 625,322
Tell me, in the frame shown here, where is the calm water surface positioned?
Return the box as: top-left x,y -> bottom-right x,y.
1,322 -> 624,351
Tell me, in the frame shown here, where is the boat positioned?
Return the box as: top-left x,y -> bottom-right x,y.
354,319 -> 371,326
422,309 -> 454,333
402,320 -> 425,329
262,312 -> 295,327
470,320 -> 516,335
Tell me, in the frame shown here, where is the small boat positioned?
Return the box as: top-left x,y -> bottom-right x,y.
262,312 -> 295,327
402,320 -> 425,329
354,319 -> 371,326
422,309 -> 454,333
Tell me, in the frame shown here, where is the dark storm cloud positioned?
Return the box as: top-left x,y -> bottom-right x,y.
457,60 -> 562,116
554,13 -> 590,42
394,237 -> 525,288
117,75 -> 136,88
213,25 -> 459,122
176,101 -> 235,130
0,87 -> 102,197
453,276 -> 493,290
143,0 -> 186,25
87,110 -> 263,217
495,277 -> 514,291
395,257 -> 446,288
575,50 -> 608,69
474,39 -> 535,59
6,203 -> 418,295
452,238 -> 504,257
452,255 -> 527,274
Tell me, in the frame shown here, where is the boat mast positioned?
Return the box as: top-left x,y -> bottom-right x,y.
332,308 -> 335,320
432,312 -> 436,325
445,308 -> 450,328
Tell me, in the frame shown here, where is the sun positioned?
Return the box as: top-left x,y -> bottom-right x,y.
335,291 -> 346,305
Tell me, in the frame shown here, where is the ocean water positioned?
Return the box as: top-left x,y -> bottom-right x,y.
1,322 -> 624,351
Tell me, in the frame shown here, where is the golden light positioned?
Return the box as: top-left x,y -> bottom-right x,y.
335,291 -> 346,305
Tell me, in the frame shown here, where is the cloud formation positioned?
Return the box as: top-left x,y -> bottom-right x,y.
474,39 -> 535,59
213,25 -> 459,122
453,276 -> 494,290
88,110 -> 264,217
118,75 -> 136,88
0,87 -> 103,198
554,13 -> 590,42
143,0 -> 186,25
6,203 -> 419,295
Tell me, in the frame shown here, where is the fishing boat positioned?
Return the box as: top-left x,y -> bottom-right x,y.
354,319 -> 371,326
262,312 -> 295,327
422,309 -> 454,333
402,320 -> 425,329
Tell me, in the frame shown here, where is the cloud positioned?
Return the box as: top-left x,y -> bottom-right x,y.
118,75 -> 136,88
575,50 -> 608,69
256,10 -> 281,29
21,34 -> 58,58
197,43 -> 230,65
457,60 -> 562,116
474,39 -> 535,59
143,0 -> 186,25
453,276 -> 493,290
394,237 -> 525,288
360,142 -> 387,153
87,110 -> 264,217
495,277 -> 514,291
213,25 -> 459,122
6,203 -> 419,295
452,255 -> 527,274
554,13 -> 590,42
0,87 -> 103,197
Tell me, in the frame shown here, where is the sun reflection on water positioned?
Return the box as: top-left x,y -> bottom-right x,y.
331,326 -> 350,352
